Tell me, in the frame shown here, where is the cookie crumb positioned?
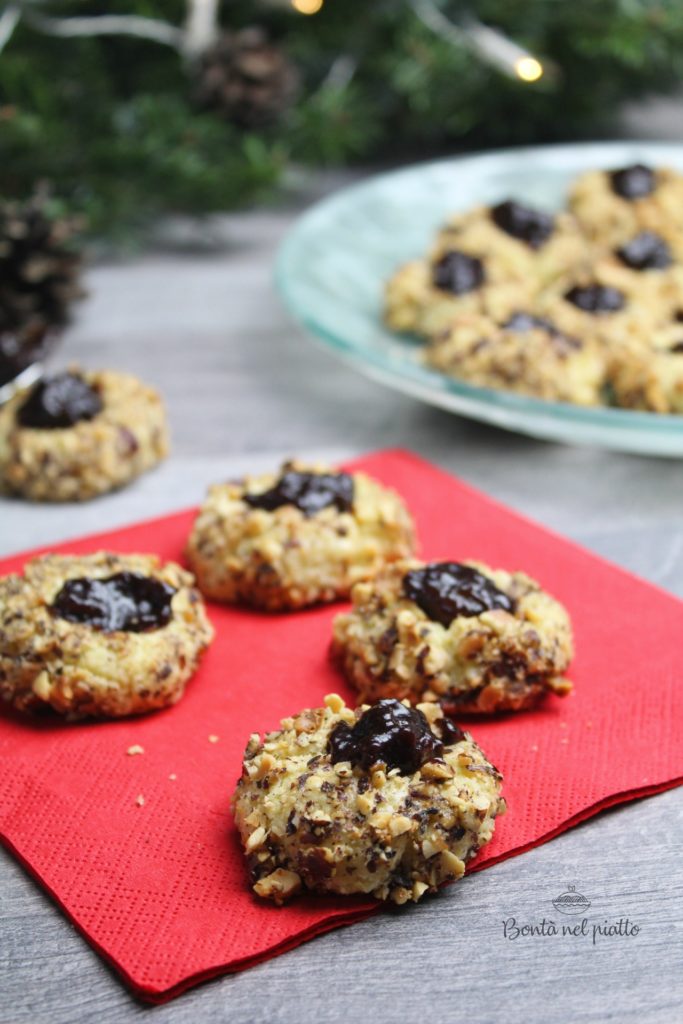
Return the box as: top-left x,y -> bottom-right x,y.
530,744 -> 539,752
208,734 -> 219,744
324,693 -> 345,713
127,744 -> 145,756
135,794 -> 145,807
169,773 -> 177,781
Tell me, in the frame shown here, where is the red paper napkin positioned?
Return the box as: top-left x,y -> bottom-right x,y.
1,449 -> 682,1003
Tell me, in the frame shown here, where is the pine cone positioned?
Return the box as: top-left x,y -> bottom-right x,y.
195,28 -> 299,129
0,196 -> 84,388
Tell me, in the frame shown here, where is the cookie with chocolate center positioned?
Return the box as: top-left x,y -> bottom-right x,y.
0,367 -> 169,502
332,559 -> 573,713
0,552 -> 213,719
232,694 -> 505,905
186,461 -> 415,611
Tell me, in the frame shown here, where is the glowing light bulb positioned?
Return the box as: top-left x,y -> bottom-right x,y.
291,0 -> 324,13
515,56 -> 543,82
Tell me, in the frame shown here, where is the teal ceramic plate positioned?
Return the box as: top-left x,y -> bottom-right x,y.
276,142 -> 683,457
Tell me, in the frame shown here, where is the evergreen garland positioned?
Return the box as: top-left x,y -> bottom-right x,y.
1,0 -> 682,238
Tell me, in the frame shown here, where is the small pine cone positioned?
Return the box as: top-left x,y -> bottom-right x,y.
0,195 -> 84,388
195,27 -> 299,129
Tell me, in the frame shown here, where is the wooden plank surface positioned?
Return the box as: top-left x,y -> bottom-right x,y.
1,204 -> 682,1024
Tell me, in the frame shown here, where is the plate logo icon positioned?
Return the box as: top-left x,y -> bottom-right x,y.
552,884 -> 591,915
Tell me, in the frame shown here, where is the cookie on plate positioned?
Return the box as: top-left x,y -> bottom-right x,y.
433,200 -> 587,288
384,200 -> 586,339
0,552 -> 213,719
586,231 -> 683,321
569,163 -> 683,247
425,310 -> 606,406
332,560 -> 573,713
0,367 -> 169,501
384,256 -> 532,338
608,317 -> 683,413
535,269 -> 660,351
232,694 -> 505,905
186,461 -> 416,611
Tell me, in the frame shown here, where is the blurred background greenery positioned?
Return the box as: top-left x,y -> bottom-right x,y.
1,0 -> 683,241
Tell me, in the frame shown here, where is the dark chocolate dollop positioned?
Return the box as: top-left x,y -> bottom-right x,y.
328,699 -> 443,775
51,572 -> 175,633
244,470 -> 354,517
565,284 -> 625,314
491,200 -> 554,250
438,716 -> 467,745
17,372 -> 103,429
503,312 -> 558,334
403,562 -> 514,627
616,231 -> 672,271
503,311 -> 581,353
610,164 -> 655,200
432,250 -> 485,295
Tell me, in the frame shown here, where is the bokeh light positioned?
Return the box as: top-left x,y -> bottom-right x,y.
515,56 -> 544,82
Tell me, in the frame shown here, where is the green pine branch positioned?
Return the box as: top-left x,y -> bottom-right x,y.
2,1 -> 683,240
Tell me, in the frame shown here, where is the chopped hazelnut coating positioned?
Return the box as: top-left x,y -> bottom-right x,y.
232,695 -> 505,905
187,460 -> 415,611
0,367 -> 169,502
332,559 -> 573,713
0,551 -> 213,719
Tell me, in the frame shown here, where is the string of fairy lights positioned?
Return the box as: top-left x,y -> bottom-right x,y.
291,0 -> 546,83
0,0 -> 547,84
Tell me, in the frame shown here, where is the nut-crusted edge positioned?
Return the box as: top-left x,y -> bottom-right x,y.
607,319 -> 683,413
425,312 -> 606,407
185,461 -> 416,611
0,551 -> 214,719
331,560 -> 573,713
232,694 -> 505,905
0,367 -> 169,502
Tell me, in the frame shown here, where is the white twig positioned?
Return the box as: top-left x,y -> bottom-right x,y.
324,54 -> 357,91
0,5 -> 21,55
23,11 -> 182,48
182,0 -> 219,59
412,0 -> 466,48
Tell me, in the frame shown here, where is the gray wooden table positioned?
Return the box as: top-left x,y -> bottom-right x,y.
1,202 -> 683,1024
